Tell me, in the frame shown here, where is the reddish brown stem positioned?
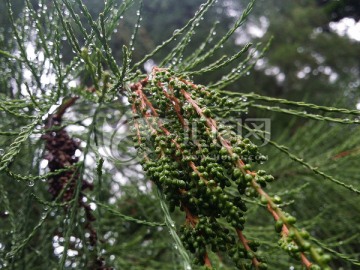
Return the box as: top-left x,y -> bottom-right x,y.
158,81 -> 189,129
301,253 -> 313,268
332,147 -> 360,159
267,204 -> 289,235
184,206 -> 198,227
256,184 -> 313,269
236,229 -> 261,269
55,97 -> 79,120
204,252 -> 212,269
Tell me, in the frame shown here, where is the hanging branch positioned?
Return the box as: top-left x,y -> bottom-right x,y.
128,68 -> 333,269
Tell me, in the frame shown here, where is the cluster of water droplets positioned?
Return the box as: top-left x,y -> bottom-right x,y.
127,10 -> 143,52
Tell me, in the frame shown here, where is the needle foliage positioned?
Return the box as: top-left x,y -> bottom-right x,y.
0,0 -> 359,269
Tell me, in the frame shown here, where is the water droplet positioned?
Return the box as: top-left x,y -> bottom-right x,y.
28,180 -> 34,187
212,31 -> 216,35
120,16 -> 123,19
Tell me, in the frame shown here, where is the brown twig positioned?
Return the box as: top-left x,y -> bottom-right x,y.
236,229 -> 261,269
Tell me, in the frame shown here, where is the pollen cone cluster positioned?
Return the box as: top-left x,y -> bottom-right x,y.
129,68 -> 273,269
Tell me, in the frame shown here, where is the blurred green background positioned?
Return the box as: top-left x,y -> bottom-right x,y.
0,0 -> 359,269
